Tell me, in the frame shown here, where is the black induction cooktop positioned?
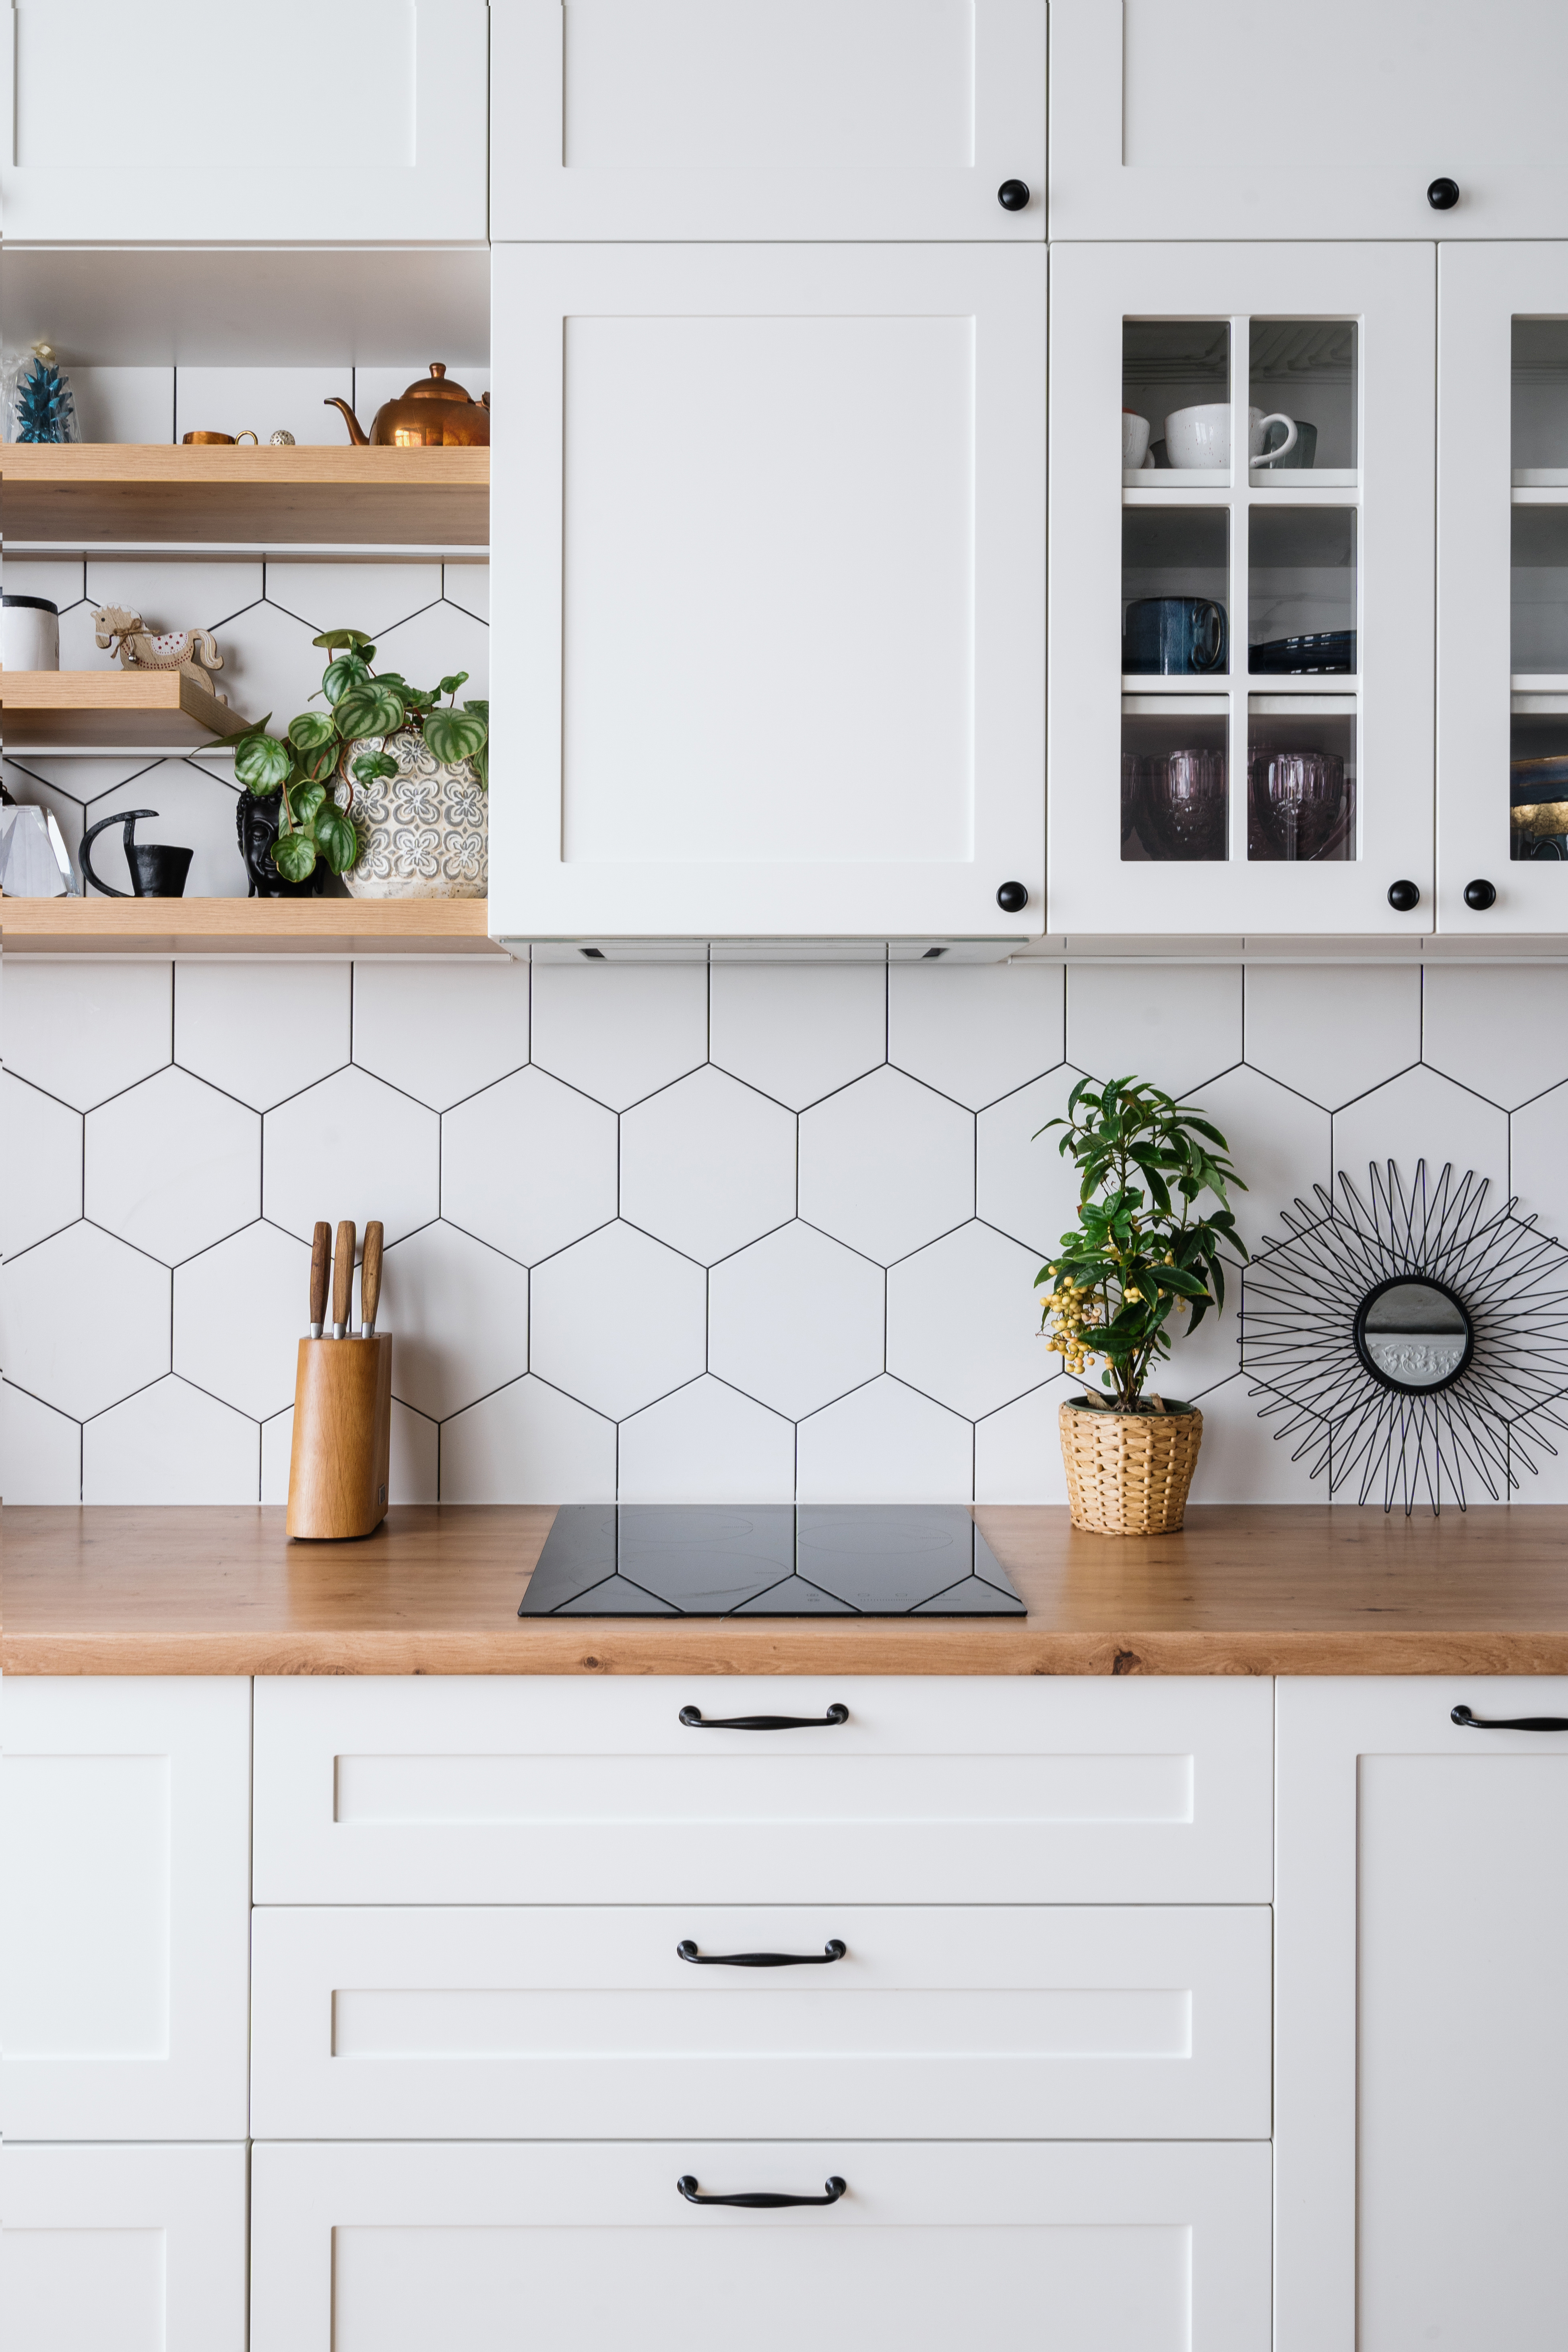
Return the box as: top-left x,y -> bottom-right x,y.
517,1505 -> 1026,1618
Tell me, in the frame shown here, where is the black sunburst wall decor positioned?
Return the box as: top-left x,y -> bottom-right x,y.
1241,1159 -> 1568,1515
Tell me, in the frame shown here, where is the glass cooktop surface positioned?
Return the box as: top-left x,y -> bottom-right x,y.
517,1505 -> 1026,1618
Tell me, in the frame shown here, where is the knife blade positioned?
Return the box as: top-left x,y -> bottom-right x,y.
45,809 -> 80,896
332,1219 -> 356,1339
308,1221 -> 331,1339
360,1221 -> 384,1339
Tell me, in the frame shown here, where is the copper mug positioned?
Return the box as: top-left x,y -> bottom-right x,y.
181,430 -> 259,445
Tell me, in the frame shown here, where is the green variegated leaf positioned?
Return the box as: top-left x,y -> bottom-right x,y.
233,731 -> 293,794
321,653 -> 370,704
314,804 -> 360,873
334,681 -> 407,740
288,710 -> 337,752
293,782 -> 326,824
437,671 -> 470,699
471,738 -> 488,791
423,706 -> 488,766
461,698 -> 488,725
312,628 -> 375,653
296,738 -> 339,785
271,829 -> 317,883
350,750 -> 400,786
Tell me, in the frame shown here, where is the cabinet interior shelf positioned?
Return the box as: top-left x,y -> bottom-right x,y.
1120,673 -> 1358,695
1122,469 -> 1359,496
0,896 -> 505,957
0,669 -> 249,751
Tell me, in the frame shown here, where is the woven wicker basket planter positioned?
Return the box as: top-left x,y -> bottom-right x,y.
1058,1398 -> 1203,1535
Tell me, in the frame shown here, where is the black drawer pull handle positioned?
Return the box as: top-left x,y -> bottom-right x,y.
679,2174 -> 847,2210
1452,1704 -> 1568,1732
679,1703 -> 849,1730
678,1937 -> 847,1968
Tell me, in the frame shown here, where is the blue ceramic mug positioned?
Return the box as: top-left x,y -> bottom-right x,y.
1123,596 -> 1228,675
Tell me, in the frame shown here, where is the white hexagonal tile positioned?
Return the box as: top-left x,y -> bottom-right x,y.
1422,964 -> 1568,1111
81,559 -> 266,640
798,1067 -> 973,1266
380,1222 -> 529,1421
621,1067 -> 795,1266
4,1073 -> 83,1256
2,960 -> 171,1111
440,1376 -> 616,1503
83,1375 -> 258,1503
4,554 -> 89,612
889,962 -> 1064,1109
443,564 -> 490,624
86,1068 -> 259,1266
442,1068 -> 616,1264
708,1222 -> 884,1419
353,958 -> 529,1112
1193,1064 -> 1331,1260
976,1066 -> 1083,1258
618,1375 -> 795,1502
1066,963 -> 1242,1096
531,962 -> 707,1110
708,964 -> 886,1110
1333,1065 -> 1508,1205
1161,1272 -> 1244,1404
370,600 -> 489,704
1244,964 -> 1420,1112
1,1224 -> 168,1419
974,1375 -> 1074,1503
263,1066 -> 439,1245
1512,1080 -> 1568,1241
196,596 -> 324,741
173,367 -> 350,448
795,1374 -> 972,1501
1186,1375 -> 1318,1504
261,1399 -> 441,1504
174,1221 -> 312,1421
1,1381 -> 81,1503
887,1221 -> 1046,1419
82,764 -> 244,900
176,961 -> 349,1111
264,563 -> 444,641
529,1223 -> 705,1419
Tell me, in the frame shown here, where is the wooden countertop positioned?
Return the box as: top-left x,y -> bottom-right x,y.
7,1504 -> 1568,1676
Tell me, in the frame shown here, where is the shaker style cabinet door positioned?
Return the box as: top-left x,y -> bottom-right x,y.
1276,1678 -> 1568,2352
0,0 -> 488,243
1049,241 -> 1434,935
1438,242 -> 1568,932
490,0 -> 1044,240
1049,0 -> 1568,243
488,244 -> 1045,943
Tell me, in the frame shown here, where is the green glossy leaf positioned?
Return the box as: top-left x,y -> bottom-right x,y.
233,731 -> 293,793
314,803 -> 360,874
287,710 -> 337,752
461,697 -> 489,725
271,829 -> 317,883
436,671 -> 469,699
423,706 -> 488,766
350,750 -> 400,786
334,681 -> 407,740
293,781 -> 327,824
295,738 -> 339,785
311,628 -> 375,653
321,653 -> 371,704
471,738 -> 488,791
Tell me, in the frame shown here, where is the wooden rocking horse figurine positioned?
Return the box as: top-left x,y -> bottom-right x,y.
91,605 -> 229,702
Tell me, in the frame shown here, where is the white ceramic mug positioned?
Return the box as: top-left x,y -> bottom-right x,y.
1122,410 -> 1151,469
2,592 -> 59,670
1164,403 -> 1298,469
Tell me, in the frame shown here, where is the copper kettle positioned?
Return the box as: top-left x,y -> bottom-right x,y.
324,362 -> 490,449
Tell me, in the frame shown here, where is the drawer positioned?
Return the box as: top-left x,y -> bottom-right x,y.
252,1904 -> 1271,2141
252,2139 -> 1272,2352
252,1675 -> 1273,1904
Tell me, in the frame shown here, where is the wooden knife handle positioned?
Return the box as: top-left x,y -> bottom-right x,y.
333,1220 -> 356,1332
309,1222 -> 331,1330
361,1221 -> 384,1332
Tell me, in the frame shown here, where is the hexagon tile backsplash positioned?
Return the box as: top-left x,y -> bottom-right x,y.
5,954 -> 1568,1507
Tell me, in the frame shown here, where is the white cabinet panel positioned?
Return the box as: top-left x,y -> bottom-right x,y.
488,244 -> 1045,942
251,1904 -> 1272,2140
0,1 -> 487,243
0,2141 -> 247,2352
1276,1676 -> 1568,2352
1050,0 -> 1568,242
0,1678 -> 251,2140
492,0 -> 1045,239
252,2139 -> 1272,2352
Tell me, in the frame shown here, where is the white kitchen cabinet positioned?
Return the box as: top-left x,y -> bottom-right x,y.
1276,1676 -> 1568,2351
0,1 -> 488,244
1049,240 -> 1435,934
487,243 -> 1045,944
490,0 -> 1045,241
0,1677 -> 251,2141
1049,0 -> 1568,244
251,2139 -> 1273,2352
0,2141 -> 248,2352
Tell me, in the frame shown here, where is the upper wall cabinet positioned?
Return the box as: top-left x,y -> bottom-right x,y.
0,1 -> 488,244
490,0 -> 1045,239
1050,0 -> 1568,244
488,244 -> 1045,943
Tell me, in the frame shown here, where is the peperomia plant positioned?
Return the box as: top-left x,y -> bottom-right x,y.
215,628 -> 490,885
1035,1075 -> 1247,1412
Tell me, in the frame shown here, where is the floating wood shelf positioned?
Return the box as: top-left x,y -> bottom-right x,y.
1,444 -> 489,555
0,668 -> 250,751
0,896 -> 506,957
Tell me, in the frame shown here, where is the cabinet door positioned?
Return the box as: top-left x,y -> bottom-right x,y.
1438,242 -> 1568,931
252,2139 -> 1272,2351
1276,1677 -> 1568,2351
0,1677 -> 251,2140
0,1 -> 487,243
0,2142 -> 248,2352
491,0 -> 1044,240
1049,241 -> 1434,935
1049,0 -> 1568,243
488,244 -> 1045,944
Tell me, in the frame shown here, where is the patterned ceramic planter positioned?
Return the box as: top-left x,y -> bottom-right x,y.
338,727 -> 487,898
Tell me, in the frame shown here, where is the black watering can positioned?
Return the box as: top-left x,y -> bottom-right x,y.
79,808 -> 193,898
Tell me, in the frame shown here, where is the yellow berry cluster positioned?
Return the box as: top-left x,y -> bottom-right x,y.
1039,1269 -> 1096,1378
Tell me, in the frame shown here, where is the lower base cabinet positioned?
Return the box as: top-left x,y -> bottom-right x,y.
251,2141 -> 1272,2351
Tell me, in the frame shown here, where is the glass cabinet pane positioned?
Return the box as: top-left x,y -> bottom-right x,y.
1249,507 -> 1357,675
1248,701 -> 1356,862
1511,318 -> 1568,866
1248,320 -> 1358,479
1122,320 -> 1229,477
1122,508 -> 1229,675
1122,703 -> 1228,861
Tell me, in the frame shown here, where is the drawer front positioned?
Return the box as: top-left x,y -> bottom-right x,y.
252,2139 -> 1272,2352
253,1675 -> 1273,1904
252,1904 -> 1272,2141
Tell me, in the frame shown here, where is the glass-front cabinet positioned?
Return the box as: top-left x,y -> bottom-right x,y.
1049,244 -> 1436,935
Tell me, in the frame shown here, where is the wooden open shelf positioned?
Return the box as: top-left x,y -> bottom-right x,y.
0,669 -> 250,752
1,444 -> 489,555
0,896 -> 506,957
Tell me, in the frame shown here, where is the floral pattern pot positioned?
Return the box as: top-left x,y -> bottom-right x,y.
337,727 -> 486,898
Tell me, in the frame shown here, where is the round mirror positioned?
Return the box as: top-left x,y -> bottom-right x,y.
1353,1276 -> 1474,1393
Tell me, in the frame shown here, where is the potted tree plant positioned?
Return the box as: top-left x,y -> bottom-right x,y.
1035,1076 -> 1247,1534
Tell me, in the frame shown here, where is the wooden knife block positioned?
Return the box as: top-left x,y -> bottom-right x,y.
286,1335 -> 393,1540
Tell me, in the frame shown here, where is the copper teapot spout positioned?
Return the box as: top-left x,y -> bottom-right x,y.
323,395 -> 370,447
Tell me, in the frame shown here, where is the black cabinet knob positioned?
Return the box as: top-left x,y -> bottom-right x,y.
996,880 -> 1029,912
996,179 -> 1030,211
1464,877 -> 1497,910
1428,177 -> 1460,210
1386,879 -> 1420,911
